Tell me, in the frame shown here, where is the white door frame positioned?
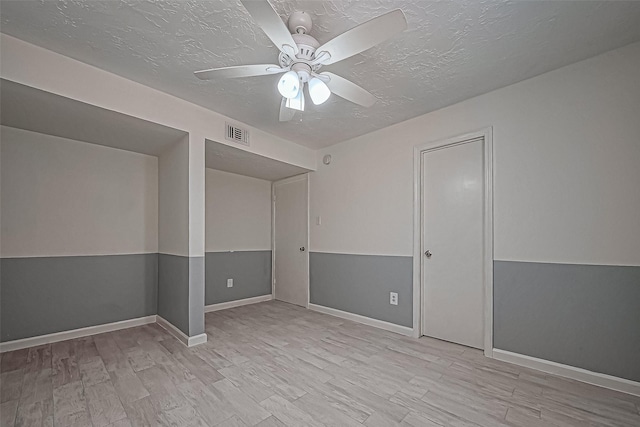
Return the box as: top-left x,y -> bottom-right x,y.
412,127 -> 493,357
271,173 -> 310,307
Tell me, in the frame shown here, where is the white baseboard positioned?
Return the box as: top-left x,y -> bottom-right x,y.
492,349 -> 640,397
156,315 -> 207,347
308,303 -> 414,337
0,315 -> 157,353
204,294 -> 273,313
187,333 -> 208,347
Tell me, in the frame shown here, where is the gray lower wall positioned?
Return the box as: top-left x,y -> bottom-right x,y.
158,253 -> 190,336
494,260 -> 640,382
0,253 -> 158,342
205,251 -> 272,305
189,256 -> 205,336
310,252 -> 413,327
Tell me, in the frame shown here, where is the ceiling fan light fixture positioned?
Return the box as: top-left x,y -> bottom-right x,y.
286,88 -> 305,111
308,77 -> 331,105
277,70 -> 300,99
195,2 -> 407,120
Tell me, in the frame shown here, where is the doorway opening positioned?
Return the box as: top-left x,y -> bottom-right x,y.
204,139 -> 311,312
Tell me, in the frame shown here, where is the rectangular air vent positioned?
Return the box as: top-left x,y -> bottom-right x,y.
225,123 -> 249,146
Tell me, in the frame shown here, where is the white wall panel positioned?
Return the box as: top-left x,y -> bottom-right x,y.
0,126 -> 158,257
205,168 -> 272,252
158,136 -> 189,257
189,133 -> 206,257
310,42 -> 640,266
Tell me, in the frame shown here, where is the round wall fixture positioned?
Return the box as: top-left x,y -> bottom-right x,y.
323,154 -> 332,165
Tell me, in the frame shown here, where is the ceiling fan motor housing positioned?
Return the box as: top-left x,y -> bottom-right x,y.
292,33 -> 319,60
279,32 -> 321,72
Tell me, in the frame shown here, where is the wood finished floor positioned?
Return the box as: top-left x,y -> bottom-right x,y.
1,301 -> 639,427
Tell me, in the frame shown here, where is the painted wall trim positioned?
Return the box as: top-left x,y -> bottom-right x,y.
0,315 -> 157,353
0,251 -> 159,259
156,315 -> 207,347
493,258 -> 640,267
306,250 -> 414,258
308,303 -> 414,337
186,333 -> 208,347
412,127 -> 494,358
492,349 -> 640,397
205,250 -> 272,253
158,250 -> 192,258
204,294 -> 273,313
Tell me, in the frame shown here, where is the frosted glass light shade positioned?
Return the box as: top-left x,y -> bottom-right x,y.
308,77 -> 331,105
277,71 -> 300,99
285,88 -> 305,111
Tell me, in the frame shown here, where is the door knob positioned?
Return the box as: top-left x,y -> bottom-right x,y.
424,250 -> 432,258
300,247 -> 306,252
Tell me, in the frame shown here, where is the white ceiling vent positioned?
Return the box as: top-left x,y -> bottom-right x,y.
225,122 -> 249,146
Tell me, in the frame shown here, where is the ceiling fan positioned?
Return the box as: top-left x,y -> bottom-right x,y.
194,0 -> 407,121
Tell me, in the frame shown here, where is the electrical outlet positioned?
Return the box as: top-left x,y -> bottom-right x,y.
227,278 -> 233,288
390,292 -> 398,305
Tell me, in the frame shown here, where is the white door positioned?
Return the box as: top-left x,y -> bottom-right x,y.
421,138 -> 485,349
273,174 -> 309,307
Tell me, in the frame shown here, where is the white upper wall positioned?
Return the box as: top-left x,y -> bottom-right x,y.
0,126 -> 158,257
205,168 -> 272,252
0,33 -> 313,258
158,136 -> 190,257
189,133 -> 206,258
0,34 -> 316,172
310,41 -> 640,266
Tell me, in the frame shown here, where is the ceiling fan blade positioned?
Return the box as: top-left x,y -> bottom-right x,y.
194,64 -> 284,80
240,0 -> 298,57
320,72 -> 377,107
314,9 -> 407,66
279,97 -> 296,122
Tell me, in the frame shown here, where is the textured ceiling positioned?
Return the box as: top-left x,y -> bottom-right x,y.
2,1 -> 640,149
1,79 -> 186,156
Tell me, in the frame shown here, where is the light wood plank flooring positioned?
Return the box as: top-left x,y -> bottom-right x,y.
1,301 -> 639,426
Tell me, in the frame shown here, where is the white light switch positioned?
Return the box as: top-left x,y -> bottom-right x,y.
390,292 -> 398,305
227,278 -> 233,288
316,216 -> 322,225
